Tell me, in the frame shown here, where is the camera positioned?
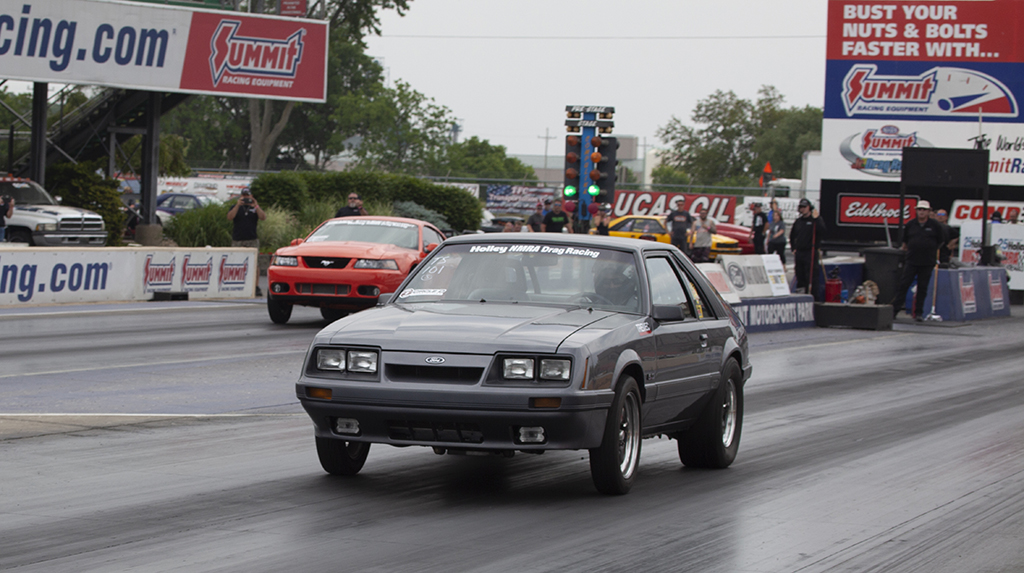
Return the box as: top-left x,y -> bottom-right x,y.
242,197 -> 253,205
3,195 -> 11,203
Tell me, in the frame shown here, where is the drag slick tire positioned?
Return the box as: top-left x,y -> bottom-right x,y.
320,307 -> 348,322
267,296 -> 293,324
316,437 -> 370,476
677,358 -> 742,469
589,375 -> 642,495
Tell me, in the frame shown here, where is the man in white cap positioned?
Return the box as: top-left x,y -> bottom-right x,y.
892,200 -> 947,320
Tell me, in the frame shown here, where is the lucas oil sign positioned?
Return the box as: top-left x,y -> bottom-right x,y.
0,0 -> 327,102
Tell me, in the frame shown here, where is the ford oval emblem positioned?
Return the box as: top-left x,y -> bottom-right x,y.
425,356 -> 445,364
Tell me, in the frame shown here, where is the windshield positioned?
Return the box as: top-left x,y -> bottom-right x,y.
396,243 -> 642,314
0,180 -> 57,205
307,219 -> 419,250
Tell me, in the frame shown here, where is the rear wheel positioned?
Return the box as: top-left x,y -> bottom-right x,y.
589,375 -> 642,495
677,358 -> 743,468
316,437 -> 370,476
267,296 -> 293,324
320,307 -> 348,322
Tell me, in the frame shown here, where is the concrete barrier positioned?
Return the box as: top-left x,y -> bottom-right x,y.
0,246 -> 257,305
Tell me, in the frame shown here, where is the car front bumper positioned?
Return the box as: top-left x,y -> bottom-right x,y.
33,232 -> 107,246
297,385 -> 613,451
268,266 -> 406,308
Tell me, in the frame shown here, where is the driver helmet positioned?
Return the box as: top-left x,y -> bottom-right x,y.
595,262 -> 637,305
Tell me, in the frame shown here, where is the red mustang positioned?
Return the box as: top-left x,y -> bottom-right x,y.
267,216 -> 446,323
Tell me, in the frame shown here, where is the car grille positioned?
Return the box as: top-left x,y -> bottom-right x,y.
58,217 -> 104,232
386,420 -> 484,443
385,364 -> 484,384
294,283 -> 352,295
302,257 -> 351,269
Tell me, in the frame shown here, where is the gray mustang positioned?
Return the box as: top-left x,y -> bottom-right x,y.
296,233 -> 751,494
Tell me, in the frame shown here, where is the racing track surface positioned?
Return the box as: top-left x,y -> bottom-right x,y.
1,302 -> 1023,572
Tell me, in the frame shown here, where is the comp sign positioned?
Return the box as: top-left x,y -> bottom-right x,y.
821,0 -> 1024,185
0,0 -> 327,101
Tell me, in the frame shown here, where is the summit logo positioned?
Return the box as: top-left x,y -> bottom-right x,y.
209,20 -> 305,87
841,65 -> 1017,119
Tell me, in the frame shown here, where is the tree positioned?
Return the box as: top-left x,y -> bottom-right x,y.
651,163 -> 691,186
350,80 -> 455,174
429,136 -> 536,181
160,96 -> 251,170
656,86 -> 821,186
243,0 -> 413,171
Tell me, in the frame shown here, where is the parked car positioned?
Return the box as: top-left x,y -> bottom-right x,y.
155,192 -> 221,224
267,216 -> 447,323
713,221 -> 756,254
1,177 -> 106,246
296,233 -> 751,494
606,215 -> 742,259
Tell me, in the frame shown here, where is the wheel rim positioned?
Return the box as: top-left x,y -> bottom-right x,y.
721,378 -> 737,448
617,391 -> 640,479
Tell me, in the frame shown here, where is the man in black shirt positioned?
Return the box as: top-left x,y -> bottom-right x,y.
526,202 -> 545,232
541,201 -> 573,233
934,209 -> 958,266
790,198 -> 826,296
227,188 -> 267,294
335,193 -> 368,218
749,201 -> 768,254
893,200 -> 947,320
666,200 -> 694,254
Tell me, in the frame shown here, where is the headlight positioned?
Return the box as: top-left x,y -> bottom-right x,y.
539,359 -> 571,381
347,350 -> 378,373
35,223 -> 57,231
354,259 -> 399,270
316,349 -> 345,370
503,358 -> 534,379
273,255 -> 298,267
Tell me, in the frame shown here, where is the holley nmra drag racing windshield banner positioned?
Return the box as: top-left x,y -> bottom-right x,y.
822,0 -> 1024,185
0,0 -> 327,101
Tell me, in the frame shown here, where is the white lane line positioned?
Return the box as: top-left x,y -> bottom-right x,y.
0,302 -> 262,319
0,413 -> 301,419
0,349 -> 305,379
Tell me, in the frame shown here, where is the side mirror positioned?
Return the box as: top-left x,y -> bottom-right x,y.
54,195 -> 63,204
652,304 -> 685,321
290,238 -> 305,246
377,292 -> 394,306
424,242 -> 439,253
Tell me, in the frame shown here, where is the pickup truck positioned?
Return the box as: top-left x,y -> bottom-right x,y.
1,177 -> 107,246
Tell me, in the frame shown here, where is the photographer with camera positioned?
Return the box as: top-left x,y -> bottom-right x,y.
335,193 -> 368,218
0,195 -> 14,242
227,187 -> 266,248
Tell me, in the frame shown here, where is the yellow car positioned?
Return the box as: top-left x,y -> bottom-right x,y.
605,215 -> 741,260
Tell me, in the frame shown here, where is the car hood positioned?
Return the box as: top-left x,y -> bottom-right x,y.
278,241 -> 417,259
15,204 -> 102,218
325,303 -> 617,353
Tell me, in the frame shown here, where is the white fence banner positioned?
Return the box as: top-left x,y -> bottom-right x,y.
717,255 -> 780,299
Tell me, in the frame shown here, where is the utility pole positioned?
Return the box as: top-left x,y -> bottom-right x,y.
639,137 -> 654,191
538,128 -> 555,170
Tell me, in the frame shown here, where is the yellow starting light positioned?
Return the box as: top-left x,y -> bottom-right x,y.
590,136 -> 603,147
567,135 -> 580,146
590,169 -> 603,181
566,152 -> 579,164
565,168 -> 579,179
590,151 -> 603,163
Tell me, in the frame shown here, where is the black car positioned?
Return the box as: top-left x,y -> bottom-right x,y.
296,233 -> 751,494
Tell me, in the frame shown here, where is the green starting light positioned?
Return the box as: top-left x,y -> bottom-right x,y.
564,185 -> 578,197
587,184 -> 600,196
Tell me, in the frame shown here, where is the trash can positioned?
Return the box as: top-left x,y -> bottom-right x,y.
862,247 -> 905,306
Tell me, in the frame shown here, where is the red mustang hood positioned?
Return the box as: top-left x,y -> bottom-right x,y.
277,241 -> 418,259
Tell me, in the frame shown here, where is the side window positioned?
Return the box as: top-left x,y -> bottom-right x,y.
423,228 -> 444,247
645,257 -> 693,318
610,219 -> 634,233
672,258 -> 717,320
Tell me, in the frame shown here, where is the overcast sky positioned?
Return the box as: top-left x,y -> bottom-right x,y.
364,0 -> 830,157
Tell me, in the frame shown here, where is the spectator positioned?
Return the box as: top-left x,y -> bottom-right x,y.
790,198 -> 826,296
893,200 -> 946,320
526,203 -> 545,232
749,201 -> 768,254
666,200 -> 694,255
227,188 -> 266,295
335,193 -> 368,218
689,208 -> 716,262
934,209 -> 958,266
591,206 -> 610,236
766,204 -> 787,267
0,194 -> 14,242
542,201 -> 573,233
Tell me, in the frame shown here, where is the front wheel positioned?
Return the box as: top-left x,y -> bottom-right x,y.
316,437 -> 370,476
267,296 -> 293,324
589,375 -> 642,495
7,229 -> 31,245
677,358 -> 743,469
320,307 -> 348,322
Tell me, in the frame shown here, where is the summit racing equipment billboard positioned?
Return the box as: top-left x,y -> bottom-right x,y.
0,0 -> 327,102
821,0 -> 1024,186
